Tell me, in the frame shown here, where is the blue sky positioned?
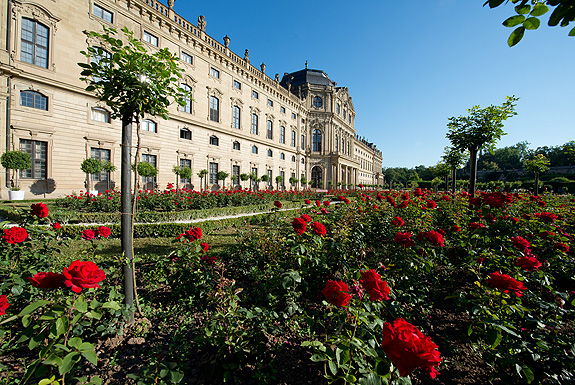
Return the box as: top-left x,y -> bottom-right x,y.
174,0 -> 574,168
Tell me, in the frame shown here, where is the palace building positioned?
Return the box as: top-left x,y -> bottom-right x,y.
0,0 -> 382,198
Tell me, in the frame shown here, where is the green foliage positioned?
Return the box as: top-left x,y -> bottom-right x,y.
78,26 -> 189,120
137,162 -> 158,178
484,0 -> 575,46
101,161 -> 116,173
172,165 -> 191,180
524,153 -> 551,174
1,151 -> 31,171
80,159 -> 103,175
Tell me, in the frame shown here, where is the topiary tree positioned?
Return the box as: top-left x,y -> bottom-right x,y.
102,161 -> 117,191
173,165 -> 192,190
240,173 -> 249,189
197,169 -> 208,191
1,151 -> 31,190
442,146 -> 467,193
79,26 -> 190,322
81,158 -> 103,193
446,96 -> 519,197
137,162 -> 158,190
275,175 -> 284,190
524,153 -> 550,195
260,174 -> 270,189
216,170 -> 229,188
249,172 -> 258,191
301,176 -> 308,187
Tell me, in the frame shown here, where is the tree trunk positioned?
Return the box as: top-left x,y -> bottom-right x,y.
451,166 -> 456,193
534,172 -> 539,196
469,148 -> 478,197
121,110 -> 134,325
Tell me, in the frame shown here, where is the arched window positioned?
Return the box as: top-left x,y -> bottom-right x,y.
312,129 -> 322,152
20,90 -> 47,110
181,84 -> 192,113
267,120 -> 273,139
280,126 -> 285,144
209,135 -> 219,146
252,145 -> 258,154
291,155 -> 296,162
251,114 -> 259,135
267,149 -> 273,157
209,96 -> 219,122
21,18 -> 49,68
280,152 -> 285,160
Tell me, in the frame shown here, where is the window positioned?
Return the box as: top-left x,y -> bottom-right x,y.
292,113 -> 296,119
232,165 -> 240,185
91,147 -> 110,182
233,106 -> 240,129
267,170 -> 273,186
233,141 -> 240,150
181,51 -> 193,64
210,67 -> 220,79
301,134 -> 305,149
20,91 -> 47,110
267,149 -> 273,157
349,114 -> 352,123
313,96 -> 323,108
343,110 -> 347,119
179,159 -> 192,184
281,106 -> 286,114
209,135 -> 219,146
267,120 -> 273,139
21,18 -> 49,68
20,139 -> 47,179
280,126 -> 285,144
233,80 -> 241,90
313,129 -> 322,152
267,99 -> 273,107
91,107 -> 110,123
143,31 -> 158,46
209,162 -> 218,184
252,145 -> 258,154
301,158 -> 305,164
291,131 -> 296,147
251,113 -> 258,135
291,155 -> 296,162
143,119 -> 157,133
93,4 -> 113,23
209,96 -> 219,122
347,142 -> 350,155
336,103 -> 340,114
180,128 -> 191,140
181,84 -> 192,113
251,167 -> 258,187
252,90 -> 259,99
280,152 -> 285,160
91,47 -> 111,82
280,171 -> 285,187
335,134 -> 338,152
141,154 -> 157,187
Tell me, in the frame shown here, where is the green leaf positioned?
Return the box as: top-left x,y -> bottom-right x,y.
569,26 -> 575,36
55,317 -> 68,337
42,354 -> 63,367
508,26 -> 525,47
521,365 -> 535,383
81,349 -> 98,366
503,15 -> 525,27
68,337 -> 82,349
485,0 -> 506,8
530,3 -> 549,17
75,296 -> 88,313
328,360 -> 338,376
18,300 -> 50,317
523,17 -> 540,30
515,4 -> 531,14
60,352 -> 81,375
102,301 -> 121,311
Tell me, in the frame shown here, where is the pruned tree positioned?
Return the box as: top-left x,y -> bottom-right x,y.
442,146 -> 467,193
79,26 -> 190,323
216,170 -> 229,188
484,0 -> 575,46
239,173 -> 249,189
197,169 -> 208,191
523,153 -> 550,195
446,96 -> 519,197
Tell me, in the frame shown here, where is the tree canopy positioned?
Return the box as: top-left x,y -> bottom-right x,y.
484,0 -> 575,46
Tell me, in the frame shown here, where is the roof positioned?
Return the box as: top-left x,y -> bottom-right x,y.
280,69 -> 336,90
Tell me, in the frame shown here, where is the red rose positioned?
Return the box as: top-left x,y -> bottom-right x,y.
414,188 -> 424,197
323,200 -> 330,207
385,195 -> 396,207
28,272 -> 65,289
417,230 -> 444,247
274,200 -> 282,209
82,229 -> 96,240
468,197 -> 482,207
310,222 -> 327,236
200,242 -> 209,253
486,272 -> 526,297
511,236 -> 531,254
31,202 -> 49,219
0,295 -> 10,316
301,214 -> 312,223
200,255 -> 217,264
63,260 -> 106,293
292,217 -> 307,235
398,200 -> 409,209
315,200 -> 321,207
178,226 -> 202,242
360,269 -> 390,301
469,222 -> 484,231
343,197 -> 350,204
321,280 -> 352,307
97,226 -> 111,238
426,199 -> 437,209
3,227 -> 27,244
51,222 -> 62,230
391,217 -> 404,227
394,232 -> 414,247
382,318 -> 441,378
304,199 -> 311,205
535,212 -> 558,223
451,225 -> 461,232
515,255 -> 542,271
554,242 -> 569,253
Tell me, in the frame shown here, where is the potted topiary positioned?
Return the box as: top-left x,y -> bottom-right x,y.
137,162 -> 158,190
1,150 -> 31,200
216,170 -> 229,188
239,173 -> 249,189
81,158 -> 103,196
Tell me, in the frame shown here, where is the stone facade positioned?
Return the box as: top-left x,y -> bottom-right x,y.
0,0 -> 382,198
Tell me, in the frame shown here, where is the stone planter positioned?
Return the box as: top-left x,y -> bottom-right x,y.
8,190 -> 25,200
89,190 -> 99,196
